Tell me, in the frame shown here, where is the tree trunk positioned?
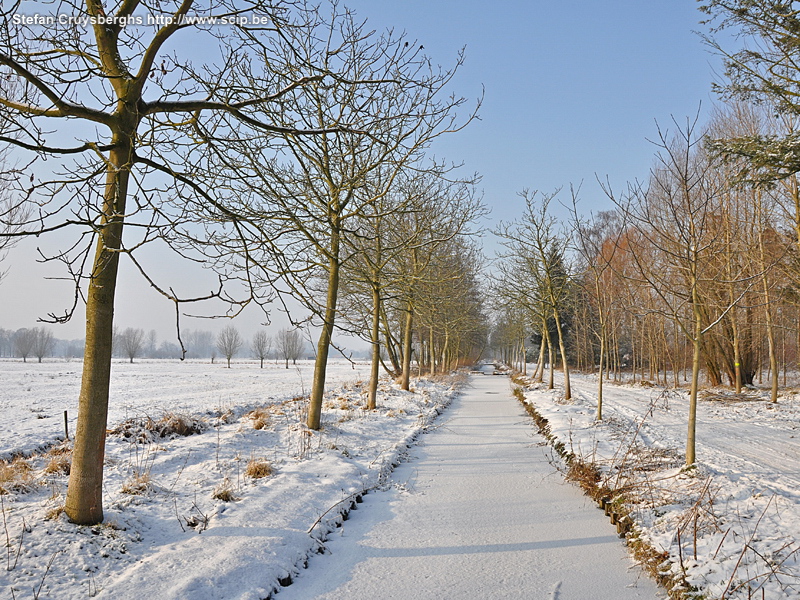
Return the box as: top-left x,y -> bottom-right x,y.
65,142 -> 131,525
533,337 -> 545,383
367,285 -> 381,410
761,254 -> 779,403
400,303 -> 414,390
596,329 -> 605,421
553,307 -> 571,400
546,327 -> 554,390
686,280 -> 704,466
308,227 -> 341,430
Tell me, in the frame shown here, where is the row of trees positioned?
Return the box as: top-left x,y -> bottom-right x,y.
0,327 -> 55,362
0,0 -> 486,523
491,0 -> 800,468
0,325 -> 310,366
215,325 -> 305,369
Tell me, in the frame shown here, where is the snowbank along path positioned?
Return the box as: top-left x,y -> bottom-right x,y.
277,374 -> 663,600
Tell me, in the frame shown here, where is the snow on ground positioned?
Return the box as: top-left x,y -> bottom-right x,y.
0,359 -> 459,599
275,374 -> 662,600
517,370 -> 800,599
0,358 -> 370,459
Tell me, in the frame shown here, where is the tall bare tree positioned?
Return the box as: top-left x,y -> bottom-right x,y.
0,0 -> 368,523
119,327 -> 145,364
611,118 -> 741,465
570,202 -> 626,419
216,325 -> 242,368
339,168 -> 482,408
32,327 -> 55,363
13,327 -> 36,362
276,328 -> 304,369
495,190 -> 575,400
196,8 -> 477,429
251,330 -> 272,368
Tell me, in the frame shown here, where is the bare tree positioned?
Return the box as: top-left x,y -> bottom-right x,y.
276,328 -> 304,369
386,175 -> 486,391
32,327 -> 55,363
216,326 -> 242,369
338,168 -> 483,408
13,328 -> 36,362
569,201 -> 627,419
119,328 -> 146,364
0,328 -> 9,357
495,190 -> 575,400
251,330 -> 273,368
0,0 -> 368,523
196,7 -> 478,430
611,118 -> 743,466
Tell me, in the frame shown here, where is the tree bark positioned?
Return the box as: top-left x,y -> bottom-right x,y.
400,303 -> 414,390
308,226 -> 341,430
553,307 -> 571,400
65,140 -> 131,525
367,284 -> 381,410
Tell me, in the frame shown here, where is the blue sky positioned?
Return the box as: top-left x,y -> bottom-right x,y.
342,0 -> 720,223
0,1 -> 724,341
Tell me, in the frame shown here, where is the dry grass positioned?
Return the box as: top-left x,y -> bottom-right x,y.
44,505 -> 65,521
245,457 -> 272,479
246,407 -> 270,430
121,471 -> 151,495
43,455 -> 71,475
214,408 -> 235,424
212,478 -> 239,502
157,413 -> 206,437
699,389 -> 761,403
566,459 -> 605,498
0,457 -> 34,495
110,413 -> 206,442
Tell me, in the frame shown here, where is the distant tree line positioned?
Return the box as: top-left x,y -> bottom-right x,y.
0,325 -> 314,366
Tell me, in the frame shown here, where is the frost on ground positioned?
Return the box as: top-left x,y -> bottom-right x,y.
0,359 -> 460,600
516,371 -> 800,600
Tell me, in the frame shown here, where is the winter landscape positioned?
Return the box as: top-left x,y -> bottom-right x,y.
2,359 -> 800,599
5,1 -> 800,599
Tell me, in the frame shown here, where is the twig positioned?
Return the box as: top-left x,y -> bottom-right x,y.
307,490 -> 365,535
721,496 -> 775,599
173,497 -> 185,533
713,527 -> 731,560
33,550 -> 59,600
12,519 -> 24,571
168,450 -> 192,493
2,494 -> 11,571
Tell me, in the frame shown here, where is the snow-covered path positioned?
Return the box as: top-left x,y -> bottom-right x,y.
276,374 -> 663,600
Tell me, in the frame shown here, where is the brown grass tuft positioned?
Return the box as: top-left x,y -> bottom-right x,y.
246,407 -> 270,430
121,471 -> 151,495
566,459 -> 601,492
110,413 -> 206,442
245,457 -> 272,479
44,454 -> 71,475
157,413 -> 205,437
0,457 -> 34,495
44,505 -> 65,520
212,478 -> 239,502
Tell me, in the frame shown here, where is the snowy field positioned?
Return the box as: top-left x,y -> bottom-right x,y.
0,359 -> 460,599
0,358 -> 373,459
6,359 -> 798,600
518,371 -> 800,600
